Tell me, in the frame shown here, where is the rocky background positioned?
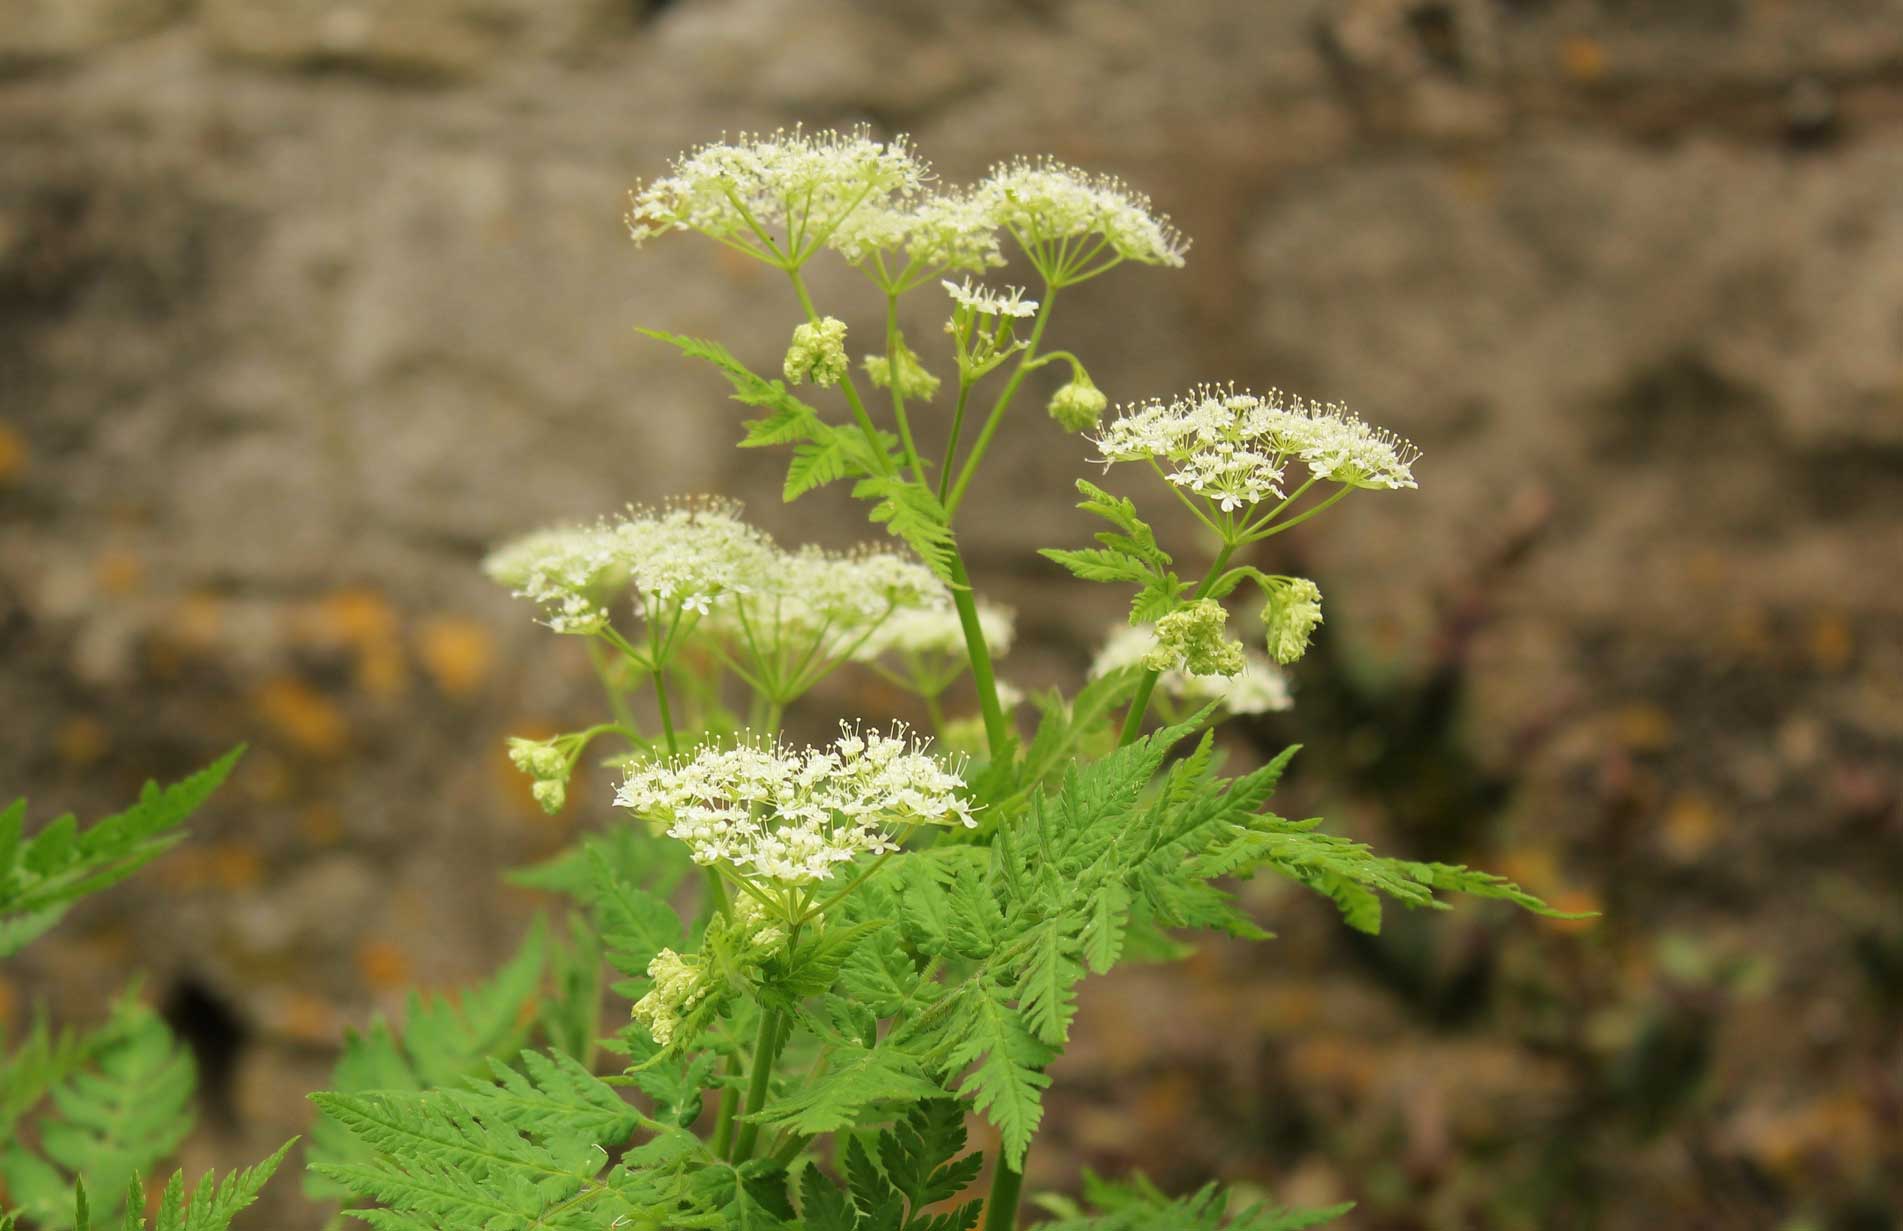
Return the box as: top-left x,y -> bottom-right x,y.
4,0 -> 1902,1227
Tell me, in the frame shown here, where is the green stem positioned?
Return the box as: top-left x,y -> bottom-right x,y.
1117,541 -> 1238,746
730,1007 -> 785,1162
710,1056 -> 742,1159
650,669 -> 679,757
586,637 -> 636,730
1249,482 -> 1352,541
945,287 -> 1057,517
938,376 -> 976,504
983,1162 -> 1026,1231
947,549 -> 1010,762
885,296 -> 930,488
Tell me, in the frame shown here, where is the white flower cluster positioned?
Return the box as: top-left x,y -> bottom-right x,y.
851,597 -> 1016,663
712,545 -> 945,650
627,130 -> 1195,283
833,188 -> 1004,273
979,156 -> 1188,269
625,126 -> 928,261
615,725 -> 977,886
1091,624 -> 1292,716
943,277 -> 1039,320
1096,384 -> 1419,512
482,498 -> 774,635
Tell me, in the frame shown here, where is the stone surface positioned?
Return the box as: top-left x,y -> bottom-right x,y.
1,1 -> 1900,1226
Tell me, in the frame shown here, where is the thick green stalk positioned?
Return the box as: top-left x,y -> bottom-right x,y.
1118,541 -> 1238,746
946,549 -> 1011,761
983,1162 -> 1026,1231
729,1007 -> 785,1162
709,1057 -> 742,1159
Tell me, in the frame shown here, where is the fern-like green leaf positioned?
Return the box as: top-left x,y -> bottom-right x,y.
0,749 -> 242,958
140,1138 -> 297,1231
305,922 -> 548,1200
749,1042 -> 945,1137
0,999 -> 194,1231
1035,1172 -> 1352,1231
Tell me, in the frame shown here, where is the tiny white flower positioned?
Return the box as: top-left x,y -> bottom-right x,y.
943,277 -> 1039,319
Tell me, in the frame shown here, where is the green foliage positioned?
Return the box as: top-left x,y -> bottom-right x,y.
1039,481 -> 1187,625
1033,1172 -> 1352,1231
0,998 -> 195,1230
303,922 -> 549,1200
310,1049 -> 715,1231
639,329 -> 956,580
130,1140 -> 299,1231
0,749 -> 242,958
797,1100 -> 985,1231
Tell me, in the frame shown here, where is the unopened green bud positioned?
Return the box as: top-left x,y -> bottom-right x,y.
507,736 -> 567,780
1146,599 -> 1244,677
1261,578 -> 1323,665
784,317 -> 850,388
1048,374 -> 1107,432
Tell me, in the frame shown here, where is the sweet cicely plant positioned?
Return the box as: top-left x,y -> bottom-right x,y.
305,127 -> 1575,1231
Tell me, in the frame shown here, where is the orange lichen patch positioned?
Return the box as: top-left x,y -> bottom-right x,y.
252,676 -> 349,757
1449,159 -> 1498,204
208,843 -> 265,891
356,938 -> 413,991
1734,1090 -> 1882,1180
1560,35 -> 1608,83
93,549 -> 146,596
1287,1035 -> 1380,1096
356,640 -> 409,698
268,990 -> 341,1046
166,592 -> 226,654
294,588 -> 411,697
1808,613 -> 1853,672
1613,702 -> 1675,752
416,616 -> 495,698
298,802 -> 345,848
0,421 -> 25,481
56,716 -> 111,767
1661,793 -> 1720,862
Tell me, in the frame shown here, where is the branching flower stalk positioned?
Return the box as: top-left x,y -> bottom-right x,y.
284,126 -> 1585,1231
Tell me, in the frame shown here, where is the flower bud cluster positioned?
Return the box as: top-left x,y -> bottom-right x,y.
1260,577 -> 1324,665
784,317 -> 850,388
1048,374 -> 1108,433
631,947 -> 705,1048
507,736 -> 573,815
1091,624 -> 1292,716
615,724 -> 976,887
1146,599 -> 1246,678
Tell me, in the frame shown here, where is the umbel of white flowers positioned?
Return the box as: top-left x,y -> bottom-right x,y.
614,723 -> 976,887
624,126 -> 1186,286
1096,383 -> 1420,512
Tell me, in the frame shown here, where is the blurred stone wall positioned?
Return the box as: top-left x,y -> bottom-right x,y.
3,1 -> 1901,1226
